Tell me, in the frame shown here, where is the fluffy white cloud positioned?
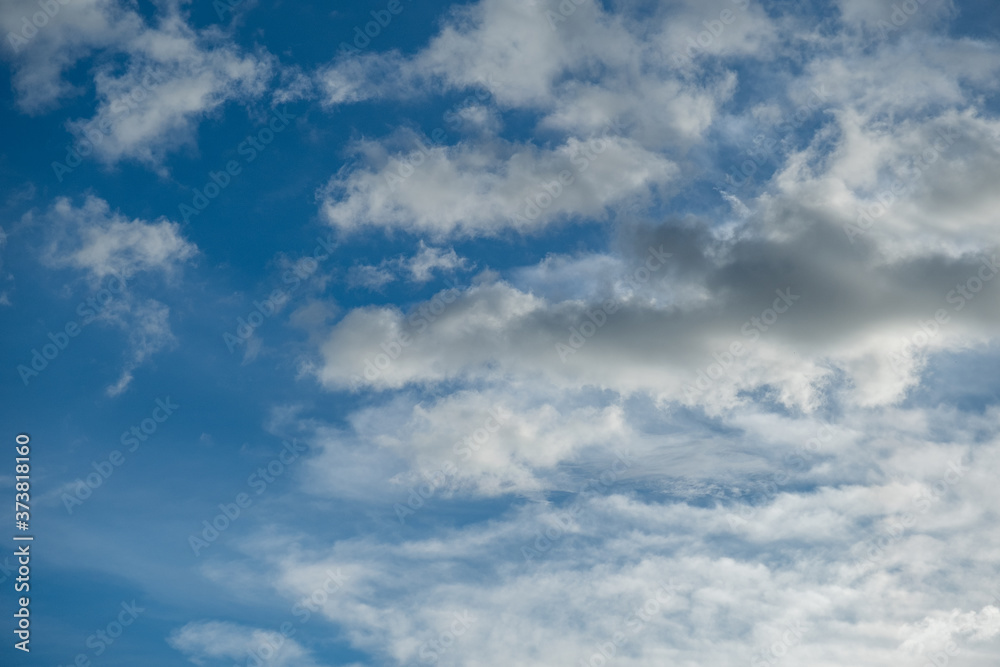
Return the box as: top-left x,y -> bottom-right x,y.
41,195 -> 197,280
1,0 -> 275,167
0,0 -> 139,112
312,0 -> 758,237
300,386 -> 630,499
321,132 -> 678,237
69,23 -> 275,168
311,215 -> 1000,412
316,0 -> 744,143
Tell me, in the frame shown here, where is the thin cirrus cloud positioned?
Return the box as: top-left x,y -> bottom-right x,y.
37,195 -> 197,395
168,620 -> 328,667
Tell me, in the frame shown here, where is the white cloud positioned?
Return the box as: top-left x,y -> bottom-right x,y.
347,242 -> 471,290
169,620 -> 327,667
347,263 -> 396,291
224,407 -> 1000,666
407,241 -> 469,282
42,195 -> 197,281
38,195 -> 196,394
105,298 -> 175,397
311,0 -> 759,238
0,0 -> 139,112
320,133 -> 678,237
301,386 -> 630,499
1,0 -> 275,167
310,218 -> 1000,413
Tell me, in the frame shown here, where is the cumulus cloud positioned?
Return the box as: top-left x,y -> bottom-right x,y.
41,195 -> 197,280
320,131 -> 678,237
311,214 -> 1000,413
311,0 -> 756,238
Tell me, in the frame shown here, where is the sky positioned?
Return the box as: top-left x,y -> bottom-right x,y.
2,0 -> 1000,665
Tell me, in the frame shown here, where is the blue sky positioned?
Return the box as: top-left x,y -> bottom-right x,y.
3,0 -> 1000,665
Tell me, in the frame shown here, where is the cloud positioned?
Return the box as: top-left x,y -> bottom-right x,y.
37,195 -> 196,394
168,620 -> 327,667
300,385 -> 630,499
1,0 -> 275,167
70,33 -> 274,168
104,298 -> 175,397
347,263 -> 396,291
407,241 -> 470,282
312,0 -> 764,238
315,0 -> 746,142
41,196 -> 197,281
347,242 -> 471,290
223,404 -> 1000,666
0,0 -> 139,113
311,211 -> 1000,413
320,132 -> 678,237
